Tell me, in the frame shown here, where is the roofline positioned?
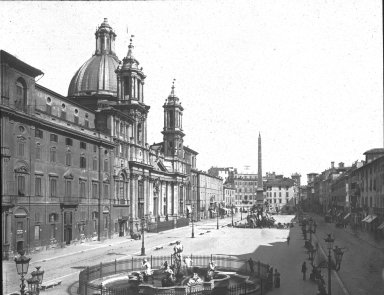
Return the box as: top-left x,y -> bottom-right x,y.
1,50 -> 43,77
183,146 -> 198,155
36,84 -> 95,113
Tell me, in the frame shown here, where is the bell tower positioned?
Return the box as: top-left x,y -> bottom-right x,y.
115,36 -> 149,147
162,80 -> 185,158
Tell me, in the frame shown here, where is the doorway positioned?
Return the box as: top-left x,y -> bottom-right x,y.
64,212 -> 72,245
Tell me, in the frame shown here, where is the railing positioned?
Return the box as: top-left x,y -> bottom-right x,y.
59,196 -> 80,206
78,255 -> 270,295
113,199 -> 130,206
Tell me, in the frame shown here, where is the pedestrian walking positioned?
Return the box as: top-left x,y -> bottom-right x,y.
248,257 -> 255,274
301,262 -> 307,280
287,236 -> 290,245
274,269 -> 280,288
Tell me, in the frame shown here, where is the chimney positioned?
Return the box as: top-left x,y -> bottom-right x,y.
339,162 -> 344,168
331,161 -> 335,169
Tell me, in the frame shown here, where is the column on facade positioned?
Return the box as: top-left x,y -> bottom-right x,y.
130,174 -> 137,219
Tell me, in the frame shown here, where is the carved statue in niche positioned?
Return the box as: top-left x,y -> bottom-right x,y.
153,179 -> 160,196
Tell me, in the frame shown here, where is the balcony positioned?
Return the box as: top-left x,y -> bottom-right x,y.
2,195 -> 18,207
60,196 -> 80,207
113,199 -> 130,207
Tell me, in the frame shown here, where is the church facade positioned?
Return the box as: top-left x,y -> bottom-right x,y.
1,19 -> 198,259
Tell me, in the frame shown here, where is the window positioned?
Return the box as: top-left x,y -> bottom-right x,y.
50,147 -> 56,162
35,178 -> 42,196
36,145 -> 41,160
92,183 -> 98,199
80,156 -> 86,169
286,192 -> 289,198
104,159 -> 109,172
61,111 -> 66,120
84,119 -> 89,128
65,138 -> 73,146
279,192 -> 282,198
46,104 -> 52,114
80,181 -> 86,198
18,141 -> 25,157
65,153 -> 71,166
104,184 -> 109,198
50,134 -> 58,142
274,192 -> 276,198
49,213 -> 59,223
50,178 -> 57,197
80,142 -> 86,149
74,116 -> 79,124
15,79 -> 26,111
17,175 -> 25,196
279,199 -> 282,203
93,145 -> 97,153
93,158 -> 97,171
34,225 -> 40,240
35,128 -> 43,138
65,180 -> 72,197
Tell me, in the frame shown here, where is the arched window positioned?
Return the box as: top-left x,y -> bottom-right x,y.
119,174 -> 125,199
15,78 -> 27,111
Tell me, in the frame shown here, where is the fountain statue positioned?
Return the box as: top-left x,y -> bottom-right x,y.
172,240 -> 184,277
187,272 -> 203,287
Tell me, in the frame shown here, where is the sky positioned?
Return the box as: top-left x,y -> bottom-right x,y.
0,0 -> 382,184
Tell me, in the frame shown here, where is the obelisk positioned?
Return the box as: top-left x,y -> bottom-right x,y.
256,132 -> 264,203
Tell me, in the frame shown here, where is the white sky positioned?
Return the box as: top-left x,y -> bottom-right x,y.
0,0 -> 382,184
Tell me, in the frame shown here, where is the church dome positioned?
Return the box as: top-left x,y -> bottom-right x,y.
68,19 -> 120,97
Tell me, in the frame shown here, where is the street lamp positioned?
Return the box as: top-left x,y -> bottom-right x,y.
324,233 -> 335,295
141,217 -> 146,256
26,277 -> 39,295
14,250 -> 31,295
231,204 -> 234,227
30,266 -> 44,294
191,205 -> 195,238
216,203 -> 220,230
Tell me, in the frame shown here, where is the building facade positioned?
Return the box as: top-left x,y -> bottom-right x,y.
197,171 -> 223,220
1,19 -> 199,259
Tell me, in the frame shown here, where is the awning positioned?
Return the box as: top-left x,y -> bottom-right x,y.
343,213 -> 351,220
362,215 -> 378,223
377,222 -> 384,231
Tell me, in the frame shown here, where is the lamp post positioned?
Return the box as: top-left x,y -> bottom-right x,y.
27,277 -> 39,295
324,233 -> 335,295
216,203 -> 220,230
14,250 -> 31,295
191,205 -> 195,238
30,266 -> 44,294
231,204 -> 234,227
141,217 -> 146,256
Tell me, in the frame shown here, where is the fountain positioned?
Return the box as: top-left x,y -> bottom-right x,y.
79,242 -> 268,295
